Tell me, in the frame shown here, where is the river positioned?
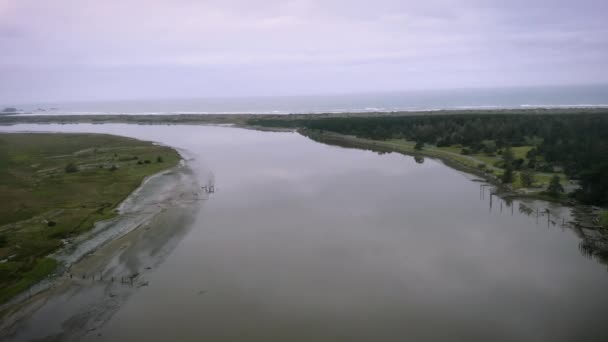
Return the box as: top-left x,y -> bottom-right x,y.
1,124 -> 607,342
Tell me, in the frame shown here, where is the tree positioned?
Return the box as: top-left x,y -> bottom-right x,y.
576,163 -> 608,204
502,147 -> 514,166
502,167 -> 513,184
1,107 -> 18,113
547,175 -> 564,198
65,162 -> 79,173
520,170 -> 535,187
157,156 -> 164,163
501,147 -> 514,184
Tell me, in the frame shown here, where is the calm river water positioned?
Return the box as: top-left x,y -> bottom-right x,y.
1,124 -> 608,342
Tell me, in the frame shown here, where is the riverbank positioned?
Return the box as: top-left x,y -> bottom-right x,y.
300,129 -> 607,229
301,129 -> 516,191
0,159 -> 202,340
0,133 -> 181,305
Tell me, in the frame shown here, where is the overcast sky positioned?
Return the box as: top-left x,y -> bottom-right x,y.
1,0 -> 607,103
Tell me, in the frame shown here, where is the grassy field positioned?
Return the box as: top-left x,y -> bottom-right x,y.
0,133 -> 180,303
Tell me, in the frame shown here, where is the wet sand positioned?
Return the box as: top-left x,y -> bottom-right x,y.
0,160 -> 204,341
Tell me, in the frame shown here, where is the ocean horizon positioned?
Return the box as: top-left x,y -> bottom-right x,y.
5,84 -> 608,115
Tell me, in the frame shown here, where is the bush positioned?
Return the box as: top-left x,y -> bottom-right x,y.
65,162 -> 78,173
461,148 -> 470,155
157,156 -> 163,163
436,139 -> 450,147
520,170 -> 535,187
502,167 -> 514,184
109,165 -> 118,171
144,160 -> 151,164
0,234 -> 7,247
547,175 -> 564,198
47,220 -> 56,227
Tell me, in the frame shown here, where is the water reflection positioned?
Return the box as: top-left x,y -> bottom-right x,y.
308,131 -> 608,270
476,184 -> 608,269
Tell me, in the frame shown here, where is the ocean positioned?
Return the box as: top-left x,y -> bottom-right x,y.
7,84 -> 608,115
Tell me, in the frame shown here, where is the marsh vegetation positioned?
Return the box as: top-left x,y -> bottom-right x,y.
0,133 -> 179,303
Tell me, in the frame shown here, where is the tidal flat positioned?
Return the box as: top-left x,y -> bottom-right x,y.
0,133 -> 181,306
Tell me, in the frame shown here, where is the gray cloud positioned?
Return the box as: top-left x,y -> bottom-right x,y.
0,0 -> 607,102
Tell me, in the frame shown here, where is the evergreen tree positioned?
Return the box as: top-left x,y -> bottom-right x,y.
501,147 -> 514,184
547,175 -> 564,198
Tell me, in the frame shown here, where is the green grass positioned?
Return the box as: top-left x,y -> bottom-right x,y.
511,146 -> 533,159
601,210 -> 608,229
0,258 -> 57,304
0,133 -> 180,303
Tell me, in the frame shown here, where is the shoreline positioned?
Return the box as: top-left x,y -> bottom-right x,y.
0,156 -> 202,340
299,129 -> 607,230
0,134 -> 184,313
0,132 -> 181,306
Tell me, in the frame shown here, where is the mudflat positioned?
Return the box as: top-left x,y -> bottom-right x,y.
0,133 -> 180,304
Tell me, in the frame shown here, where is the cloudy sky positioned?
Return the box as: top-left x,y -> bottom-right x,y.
1,0 -> 607,102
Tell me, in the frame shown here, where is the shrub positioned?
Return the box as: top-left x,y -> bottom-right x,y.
109,165 -> 118,171
520,170 -> 535,187
502,167 -> 514,184
547,175 -> 564,198
47,220 -> 56,227
461,148 -> 470,155
144,160 -> 151,164
156,156 -> 163,163
514,158 -> 525,170
65,162 -> 78,173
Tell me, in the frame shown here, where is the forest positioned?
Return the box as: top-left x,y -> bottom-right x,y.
249,113 -> 608,205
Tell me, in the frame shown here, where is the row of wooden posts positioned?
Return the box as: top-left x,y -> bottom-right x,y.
67,272 -> 140,286
201,185 -> 215,193
480,184 -> 566,227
